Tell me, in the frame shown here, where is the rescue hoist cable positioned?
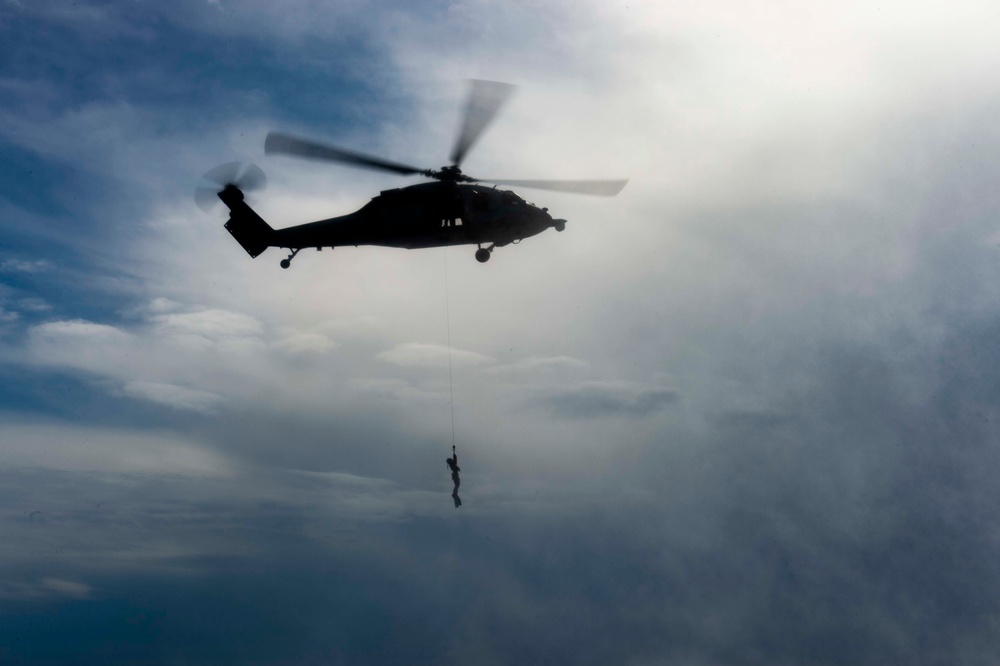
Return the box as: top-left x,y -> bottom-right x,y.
444,247 -> 456,448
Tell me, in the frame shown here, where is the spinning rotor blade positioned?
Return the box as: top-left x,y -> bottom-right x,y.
449,79 -> 516,167
195,162 -> 267,212
202,161 -> 267,191
265,131 -> 426,176
195,186 -> 223,212
478,178 -> 629,197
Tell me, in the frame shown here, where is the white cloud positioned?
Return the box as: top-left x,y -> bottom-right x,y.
2,4 -> 1000,660
0,577 -> 92,601
347,377 -> 447,404
377,342 -> 496,368
152,308 -> 263,340
273,331 -> 337,355
28,320 -> 133,370
0,258 -> 53,274
31,319 -> 130,343
16,297 -> 52,312
286,468 -> 394,491
40,577 -> 92,599
0,422 -> 233,476
121,380 -> 225,413
535,381 -> 680,419
8,0 -> 1000,458
488,355 -> 588,377
147,297 -> 184,314
149,309 -> 266,355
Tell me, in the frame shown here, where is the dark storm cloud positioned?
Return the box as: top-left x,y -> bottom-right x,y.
9,308 -> 1000,666
3,316 -> 1000,665
538,382 -> 679,419
424,318 -> 1000,665
712,409 -> 788,430
0,0 -> 404,332
0,2 -> 388,131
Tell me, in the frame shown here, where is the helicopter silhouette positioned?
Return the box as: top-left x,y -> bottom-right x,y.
197,80 -> 628,266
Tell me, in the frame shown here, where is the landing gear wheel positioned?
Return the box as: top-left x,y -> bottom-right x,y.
554,220 -> 566,232
280,248 -> 300,269
475,248 -> 491,263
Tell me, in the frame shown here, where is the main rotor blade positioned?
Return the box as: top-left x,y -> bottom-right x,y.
265,131 -> 426,176
478,178 -> 629,197
449,79 -> 516,167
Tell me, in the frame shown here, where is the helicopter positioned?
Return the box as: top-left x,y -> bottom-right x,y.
196,80 -> 628,266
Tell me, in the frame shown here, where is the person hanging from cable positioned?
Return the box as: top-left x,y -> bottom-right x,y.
447,445 -> 462,507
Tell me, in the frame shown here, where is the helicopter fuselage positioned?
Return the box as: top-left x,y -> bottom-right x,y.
222,180 -> 565,265
273,182 -> 558,250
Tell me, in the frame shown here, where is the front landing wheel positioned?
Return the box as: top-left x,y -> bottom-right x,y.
475,248 -> 491,263
280,259 -> 291,269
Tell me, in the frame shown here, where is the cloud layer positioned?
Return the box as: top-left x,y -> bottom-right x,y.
2,0 -> 1000,663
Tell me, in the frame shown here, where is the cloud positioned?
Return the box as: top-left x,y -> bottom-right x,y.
120,380 -> 224,413
3,1 -> 1000,663
348,377 -> 445,404
538,381 -> 680,419
147,297 -> 184,314
16,297 -> 52,312
273,331 -> 337,355
0,286 -> 48,325
711,410 -> 788,431
0,422 -> 232,476
27,320 -> 133,369
0,258 -> 53,273
0,577 -> 92,601
152,308 -> 263,341
40,577 -> 92,599
31,319 -> 130,344
488,355 -> 588,377
377,342 -> 496,368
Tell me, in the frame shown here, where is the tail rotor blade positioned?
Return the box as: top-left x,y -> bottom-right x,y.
202,161 -> 244,187
449,79 -> 516,167
195,162 -> 267,212
201,162 -> 267,191
195,186 -> 223,212
235,163 -> 267,192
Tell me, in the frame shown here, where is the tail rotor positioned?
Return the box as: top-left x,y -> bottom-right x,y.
195,162 -> 267,212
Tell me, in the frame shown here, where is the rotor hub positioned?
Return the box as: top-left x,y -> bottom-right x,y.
436,165 -> 466,182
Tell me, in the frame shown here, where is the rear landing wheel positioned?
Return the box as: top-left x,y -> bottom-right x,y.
475,248 -> 491,263
280,248 -> 300,269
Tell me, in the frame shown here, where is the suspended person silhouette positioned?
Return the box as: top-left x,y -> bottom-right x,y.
447,445 -> 462,507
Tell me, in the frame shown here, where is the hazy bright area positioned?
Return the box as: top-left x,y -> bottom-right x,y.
2,1 -> 1000,663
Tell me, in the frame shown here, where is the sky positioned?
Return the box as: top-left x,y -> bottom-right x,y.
2,0 -> 1000,663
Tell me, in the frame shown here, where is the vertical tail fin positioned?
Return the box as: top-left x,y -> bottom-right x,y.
220,185 -> 273,258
